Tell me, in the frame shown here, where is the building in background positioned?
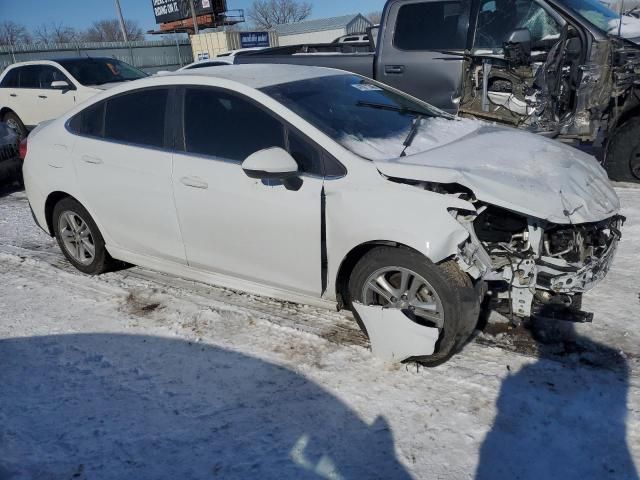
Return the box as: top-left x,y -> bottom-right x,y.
275,14 -> 372,46
190,30 -> 277,61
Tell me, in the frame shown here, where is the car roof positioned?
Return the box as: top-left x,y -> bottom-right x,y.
171,64 -> 348,89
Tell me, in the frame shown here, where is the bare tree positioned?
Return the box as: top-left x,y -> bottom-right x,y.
34,22 -> 78,44
248,0 -> 312,29
0,21 -> 31,46
82,19 -> 144,42
367,11 -> 383,25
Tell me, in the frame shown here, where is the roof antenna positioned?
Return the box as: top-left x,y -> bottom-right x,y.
618,0 -> 625,38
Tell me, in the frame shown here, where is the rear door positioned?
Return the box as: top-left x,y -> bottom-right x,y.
376,0 -> 472,112
70,87 -> 186,264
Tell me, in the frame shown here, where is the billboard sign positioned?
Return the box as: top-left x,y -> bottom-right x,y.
239,32 -> 271,48
151,0 -> 215,24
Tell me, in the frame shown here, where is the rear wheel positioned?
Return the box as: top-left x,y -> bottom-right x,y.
52,198 -> 114,275
348,247 -> 476,366
2,112 -> 27,139
605,117 -> 640,182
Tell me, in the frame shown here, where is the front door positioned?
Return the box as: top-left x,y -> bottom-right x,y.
172,87 -> 323,296
376,0 -> 472,112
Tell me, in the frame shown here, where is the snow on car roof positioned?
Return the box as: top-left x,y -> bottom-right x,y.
172,64 -> 347,89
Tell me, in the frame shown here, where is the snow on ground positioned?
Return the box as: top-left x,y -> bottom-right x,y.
0,184 -> 639,479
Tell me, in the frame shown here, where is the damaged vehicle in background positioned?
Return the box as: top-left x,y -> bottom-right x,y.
21,65 -> 623,365
0,122 -> 20,186
235,0 -> 640,182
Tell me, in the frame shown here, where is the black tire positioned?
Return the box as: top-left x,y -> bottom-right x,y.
2,111 -> 27,139
348,247 -> 475,366
605,117 -> 640,182
52,197 -> 114,275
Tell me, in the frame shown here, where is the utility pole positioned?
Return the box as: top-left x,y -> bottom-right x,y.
188,0 -> 200,35
114,0 -> 129,42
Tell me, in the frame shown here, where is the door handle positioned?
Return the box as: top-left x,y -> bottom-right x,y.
385,65 -> 405,74
9,93 -> 17,97
38,95 -> 48,99
81,155 -> 103,165
180,176 -> 208,189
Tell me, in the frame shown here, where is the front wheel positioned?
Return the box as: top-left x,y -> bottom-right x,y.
53,197 -> 114,275
605,117 -> 640,182
348,247 -> 477,366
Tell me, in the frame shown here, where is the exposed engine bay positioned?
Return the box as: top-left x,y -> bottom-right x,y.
453,201 -> 624,321
458,21 -> 640,143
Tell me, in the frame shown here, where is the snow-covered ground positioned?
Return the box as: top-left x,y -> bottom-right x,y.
0,184 -> 638,479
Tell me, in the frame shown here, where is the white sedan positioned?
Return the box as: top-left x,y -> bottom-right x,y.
21,65 -> 622,364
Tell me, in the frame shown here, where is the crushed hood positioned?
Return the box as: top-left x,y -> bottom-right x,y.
374,123 -> 620,224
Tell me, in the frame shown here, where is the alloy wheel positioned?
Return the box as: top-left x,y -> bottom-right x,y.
58,210 -> 95,265
361,266 -> 445,328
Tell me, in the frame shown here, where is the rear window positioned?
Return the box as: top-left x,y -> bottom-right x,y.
0,68 -> 19,88
394,1 -> 468,50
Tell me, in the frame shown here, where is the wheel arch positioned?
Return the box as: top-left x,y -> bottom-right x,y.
0,107 -> 17,120
334,240 -> 441,309
44,191 -> 75,236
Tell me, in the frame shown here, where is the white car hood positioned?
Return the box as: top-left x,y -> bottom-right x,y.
373,123 -> 620,224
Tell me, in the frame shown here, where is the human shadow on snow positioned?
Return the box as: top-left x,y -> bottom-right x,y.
476,321 -> 638,480
0,334 -> 412,480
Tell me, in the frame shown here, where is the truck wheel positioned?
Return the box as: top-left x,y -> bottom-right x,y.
3,112 -> 27,139
605,117 -> 640,182
348,247 -> 476,366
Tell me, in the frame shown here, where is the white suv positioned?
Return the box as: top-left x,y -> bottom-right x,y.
0,58 -> 147,137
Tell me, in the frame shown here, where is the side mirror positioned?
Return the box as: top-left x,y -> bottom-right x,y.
504,28 -> 531,65
51,80 -> 73,91
242,147 -> 299,179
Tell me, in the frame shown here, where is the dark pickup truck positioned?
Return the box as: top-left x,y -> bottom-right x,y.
236,0 -> 640,182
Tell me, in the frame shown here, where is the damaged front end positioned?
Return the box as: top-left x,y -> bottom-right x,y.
453,203 -> 624,322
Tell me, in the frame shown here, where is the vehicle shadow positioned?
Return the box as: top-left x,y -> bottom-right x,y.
475,321 -> 638,480
0,333 -> 412,480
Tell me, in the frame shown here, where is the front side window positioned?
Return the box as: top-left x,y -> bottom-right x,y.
104,88 -> 169,148
394,1 -> 469,51
262,74 -> 463,161
183,88 -> 284,162
57,58 -> 147,86
38,66 -> 72,89
557,0 -> 619,33
475,0 -> 562,50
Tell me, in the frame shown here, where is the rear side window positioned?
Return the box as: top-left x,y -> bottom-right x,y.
104,88 -> 169,148
1,68 -> 19,88
69,101 -> 105,137
394,1 -> 468,50
183,88 -> 284,162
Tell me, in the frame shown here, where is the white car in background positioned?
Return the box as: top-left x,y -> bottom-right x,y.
0,57 -> 148,137
178,48 -> 267,70
21,65 -> 622,365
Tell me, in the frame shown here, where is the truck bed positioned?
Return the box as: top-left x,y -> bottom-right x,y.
233,44 -> 375,79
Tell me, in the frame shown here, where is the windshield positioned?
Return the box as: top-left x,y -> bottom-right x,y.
557,0 -> 620,32
57,58 -> 148,86
262,74 -> 474,160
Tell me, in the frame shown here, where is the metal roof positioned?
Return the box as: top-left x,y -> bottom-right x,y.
275,14 -> 371,36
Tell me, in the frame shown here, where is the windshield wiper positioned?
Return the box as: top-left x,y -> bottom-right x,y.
356,100 -> 431,117
400,115 -> 423,157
